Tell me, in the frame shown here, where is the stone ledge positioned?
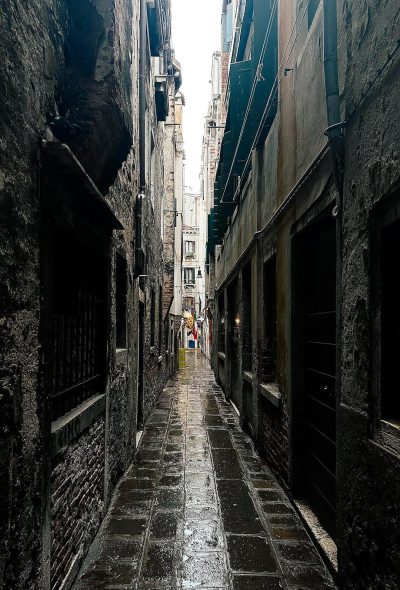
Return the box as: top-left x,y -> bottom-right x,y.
243,371 -> 253,384
259,383 -> 281,408
51,394 -> 106,458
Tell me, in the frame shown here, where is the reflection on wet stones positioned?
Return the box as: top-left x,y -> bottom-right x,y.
72,355 -> 335,590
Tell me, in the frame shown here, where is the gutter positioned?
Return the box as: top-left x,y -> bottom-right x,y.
139,0 -> 147,194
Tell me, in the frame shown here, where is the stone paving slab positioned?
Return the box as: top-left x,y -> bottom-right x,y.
72,353 -> 336,590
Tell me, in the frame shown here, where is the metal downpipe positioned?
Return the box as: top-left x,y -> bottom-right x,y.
323,0 -> 345,203
135,0 -> 147,275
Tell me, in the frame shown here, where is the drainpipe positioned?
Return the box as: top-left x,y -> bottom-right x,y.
323,1 -> 343,551
135,0 -> 147,278
323,0 -> 345,205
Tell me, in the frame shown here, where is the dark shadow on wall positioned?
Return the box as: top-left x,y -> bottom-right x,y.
51,0 -> 132,194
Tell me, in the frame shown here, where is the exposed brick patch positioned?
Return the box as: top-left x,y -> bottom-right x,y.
50,418 -> 105,590
259,398 -> 289,485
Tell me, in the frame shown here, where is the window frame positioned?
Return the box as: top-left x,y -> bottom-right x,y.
185,240 -> 196,256
183,267 -> 196,285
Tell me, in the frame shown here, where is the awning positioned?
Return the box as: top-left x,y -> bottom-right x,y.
41,141 -> 123,231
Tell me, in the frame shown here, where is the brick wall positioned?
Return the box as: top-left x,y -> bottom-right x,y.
50,418 -> 105,590
259,398 -> 289,486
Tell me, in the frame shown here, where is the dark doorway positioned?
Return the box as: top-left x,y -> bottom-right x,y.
137,301 -> 145,430
380,217 -> 400,424
292,215 -> 337,540
228,278 -> 241,410
242,263 -> 252,372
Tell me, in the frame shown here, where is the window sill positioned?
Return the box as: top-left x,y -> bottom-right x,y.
243,371 -> 253,384
116,348 -> 127,366
379,420 -> 400,455
218,351 -> 226,361
259,383 -> 281,409
51,394 -> 106,458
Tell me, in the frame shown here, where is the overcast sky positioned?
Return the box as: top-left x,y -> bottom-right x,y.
171,0 -> 222,193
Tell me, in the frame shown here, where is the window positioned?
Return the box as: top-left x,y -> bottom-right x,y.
263,255 -> 277,383
51,230 -> 107,420
185,241 -> 196,256
116,253 -> 127,350
184,268 -> 196,284
379,217 -> 400,427
150,289 -> 155,347
308,0 -> 320,28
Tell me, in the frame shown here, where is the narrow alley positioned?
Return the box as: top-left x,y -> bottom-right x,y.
1,0 -> 400,588
72,353 -> 335,590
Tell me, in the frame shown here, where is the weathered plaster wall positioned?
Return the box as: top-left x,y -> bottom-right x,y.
293,6 -> 328,180
213,0 -> 329,497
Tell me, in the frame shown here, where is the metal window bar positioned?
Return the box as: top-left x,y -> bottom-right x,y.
51,235 -> 106,421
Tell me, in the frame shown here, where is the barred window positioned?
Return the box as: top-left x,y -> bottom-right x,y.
52,230 -> 107,421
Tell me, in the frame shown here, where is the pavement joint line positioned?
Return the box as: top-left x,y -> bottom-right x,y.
135,398 -> 172,589
204,390 -> 234,590
212,385 -> 291,590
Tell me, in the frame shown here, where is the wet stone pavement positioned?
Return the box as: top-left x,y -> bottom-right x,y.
73,353 -> 336,590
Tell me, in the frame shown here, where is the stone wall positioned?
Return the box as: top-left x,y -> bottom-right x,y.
0,0 -> 67,586
338,0 -> 400,587
0,0 -> 177,587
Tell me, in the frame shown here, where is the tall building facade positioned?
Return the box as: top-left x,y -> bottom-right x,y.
181,192 -> 206,349
207,0 -> 400,587
0,1 -> 183,588
202,0 -> 237,359
163,88 -> 185,366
